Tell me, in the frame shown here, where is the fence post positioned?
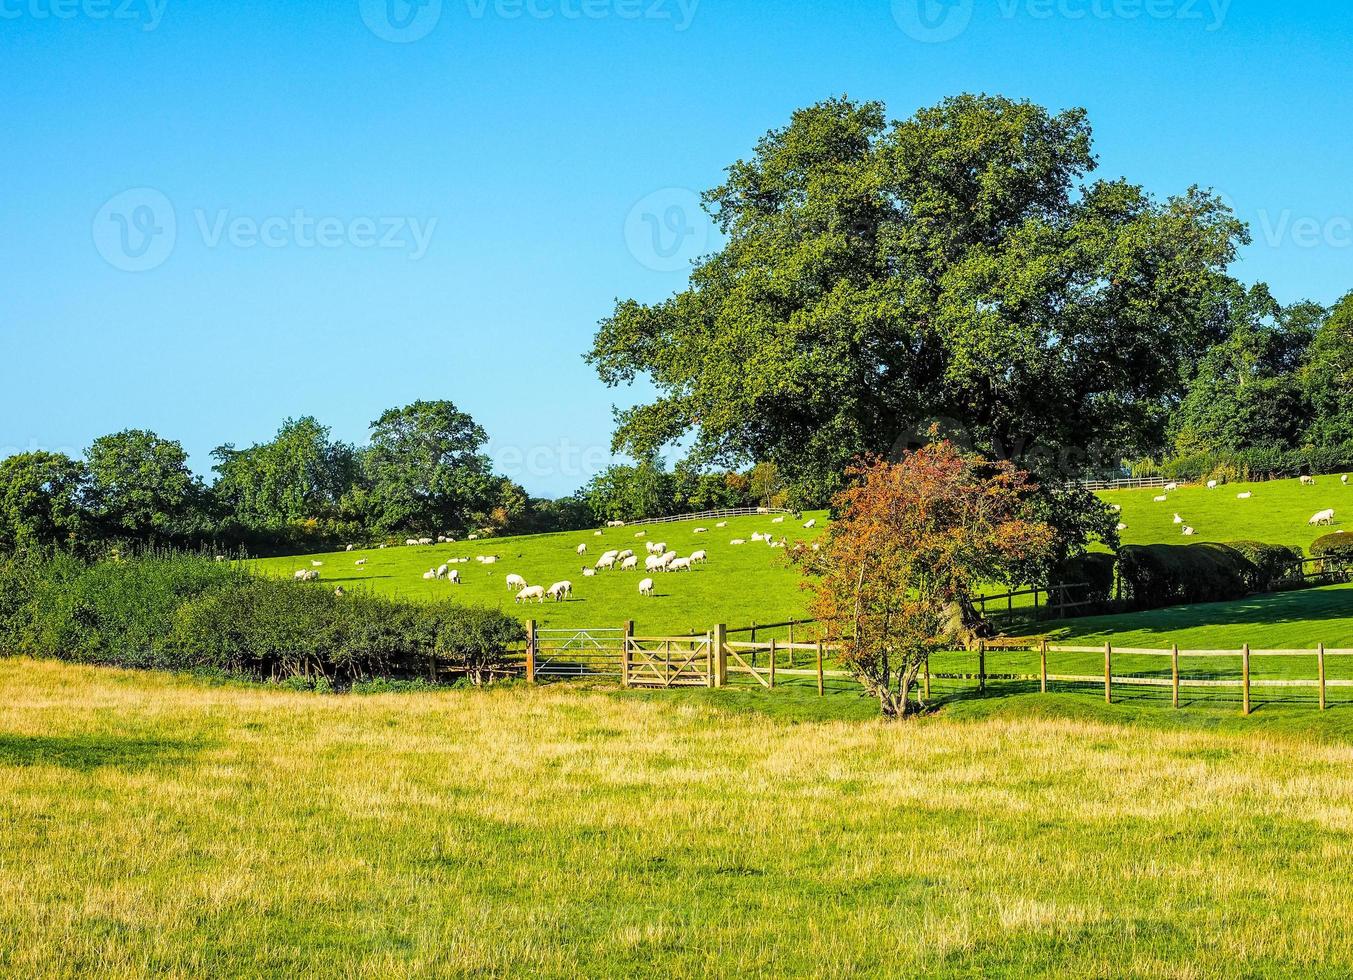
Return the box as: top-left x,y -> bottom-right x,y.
1171,644 -> 1180,709
1242,643 -> 1251,716
923,655 -> 931,701
1319,643 -> 1327,711
978,640 -> 986,694
788,622 -> 795,647
525,620 -> 537,684
816,640 -> 825,697
712,624 -> 727,688
1104,641 -> 1112,704
769,638 -> 777,688
1039,639 -> 1048,694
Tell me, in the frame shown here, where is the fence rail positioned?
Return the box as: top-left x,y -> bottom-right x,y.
622,506 -> 795,527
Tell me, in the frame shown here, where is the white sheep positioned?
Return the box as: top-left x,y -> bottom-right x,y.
1173,514 -> 1183,525
547,581 -> 572,601
751,532 -> 766,542
1110,504 -> 1122,512
1343,475 -> 1349,485
1310,509 -> 1336,526
668,557 -> 693,572
594,530 -> 603,537
771,516 -> 785,524
1181,526 -> 1196,536
639,578 -> 655,596
576,543 -> 587,555
515,586 -> 546,604
1237,492 -> 1253,500
345,544 -> 354,552
756,507 -> 769,514
1117,523 -> 1128,532
422,570 -> 436,581
621,555 -> 639,571
690,550 -> 707,564
1153,495 -> 1168,503
634,531 -> 647,538
1207,480 -> 1218,490
595,554 -> 617,571
1164,482 -> 1179,492
311,560 -> 324,567
405,538 -> 419,546
693,527 -> 708,534
506,573 -> 527,591
1302,475 -> 1316,486
617,549 -> 634,560
448,569 -> 460,584
645,555 -> 665,572
418,537 -> 433,546
582,567 -> 596,577
716,521 -> 728,528
437,563 -> 449,579
803,519 -> 817,529
660,550 -> 677,566
294,569 -> 319,582
730,538 -> 746,546
651,542 -> 667,555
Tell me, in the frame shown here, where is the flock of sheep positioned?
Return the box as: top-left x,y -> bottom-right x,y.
1110,475 -> 1347,538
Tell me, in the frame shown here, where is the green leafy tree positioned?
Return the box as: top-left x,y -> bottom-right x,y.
1304,291 -> 1353,450
84,430 -> 204,541
359,401 -> 498,534
588,94 -> 1246,501
0,451 -> 87,551
211,417 -> 359,528
581,455 -> 675,523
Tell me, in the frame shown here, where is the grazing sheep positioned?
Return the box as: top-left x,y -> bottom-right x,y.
506,573 -> 527,591
345,544 -> 354,552
515,586 -> 546,604
379,544 -> 387,550
595,554 -> 617,571
547,581 -> 572,601
645,555 -> 665,572
354,558 -> 367,568
634,531 -> 647,538
690,550 -> 707,564
418,537 -> 433,546
334,587 -> 345,597
1164,482 -> 1179,492
694,527 -> 708,534
1153,495 -> 1168,503
583,567 -> 596,577
480,555 -> 500,565
1302,475 -> 1316,486
1182,527 -> 1197,536
468,534 -> 479,541
436,564 -> 449,579
448,569 -> 460,584
660,550 -> 677,566
751,532 -> 766,542
1343,475 -> 1350,485
294,569 -> 319,582
311,560 -> 324,567
639,578 -> 655,596
1238,492 -> 1253,500
1173,514 -> 1183,525
716,521 -> 728,528
803,519 -> 817,529
771,516 -> 785,524
730,539 -> 746,546
756,507 -> 769,514
1310,509 -> 1336,527
594,530 -> 603,537
668,557 -> 693,572
1207,480 -> 1218,490
617,549 -> 635,560
576,543 -> 587,555
423,570 -> 437,581
1117,523 -> 1128,532
621,555 -> 639,571
405,538 -> 419,546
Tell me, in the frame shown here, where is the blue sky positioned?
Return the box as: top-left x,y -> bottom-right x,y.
2,0 -> 1350,496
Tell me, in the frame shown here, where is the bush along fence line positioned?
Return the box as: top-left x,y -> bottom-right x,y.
930,637 -> 1353,715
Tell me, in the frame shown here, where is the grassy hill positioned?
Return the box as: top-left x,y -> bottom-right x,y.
1106,474 -> 1350,550
253,511 -> 829,635
6,657 -> 1353,976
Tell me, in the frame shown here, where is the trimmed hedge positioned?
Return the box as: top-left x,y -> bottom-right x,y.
0,551 -> 523,686
1223,540 -> 1305,593
1311,532 -> 1353,576
1051,552 -> 1117,608
1117,543 -> 1257,611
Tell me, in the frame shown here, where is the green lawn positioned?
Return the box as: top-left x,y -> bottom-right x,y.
254,512 -> 827,635
6,657 -> 1353,977
1106,474 -> 1351,550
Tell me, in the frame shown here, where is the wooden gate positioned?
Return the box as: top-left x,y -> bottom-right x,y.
623,635 -> 713,688
532,627 -> 627,679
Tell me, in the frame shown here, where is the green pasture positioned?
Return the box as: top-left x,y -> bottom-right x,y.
253,512 -> 827,635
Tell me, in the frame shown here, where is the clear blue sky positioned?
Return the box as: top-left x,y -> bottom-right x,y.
2,0 -> 1350,497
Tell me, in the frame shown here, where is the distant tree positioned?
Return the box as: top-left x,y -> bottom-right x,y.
1303,291 -> 1353,450
795,443 -> 1054,718
1171,284 -> 1319,456
589,94 -> 1246,502
84,430 -> 203,541
211,417 -> 359,528
581,454 -> 675,523
673,463 -> 752,512
360,400 -> 498,534
0,451 -> 87,551
748,462 -> 783,509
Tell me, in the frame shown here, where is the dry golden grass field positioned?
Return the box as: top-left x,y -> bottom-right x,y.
5,658 -> 1353,977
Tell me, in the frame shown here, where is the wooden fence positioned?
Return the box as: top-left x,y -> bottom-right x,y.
933,637 -> 1353,714
623,506 -> 794,527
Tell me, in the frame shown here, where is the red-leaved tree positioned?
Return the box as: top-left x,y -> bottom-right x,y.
795,442 -> 1055,718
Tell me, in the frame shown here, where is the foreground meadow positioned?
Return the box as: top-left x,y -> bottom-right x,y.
5,659 -> 1353,977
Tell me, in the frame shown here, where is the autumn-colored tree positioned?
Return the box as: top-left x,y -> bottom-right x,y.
796,443 -> 1055,718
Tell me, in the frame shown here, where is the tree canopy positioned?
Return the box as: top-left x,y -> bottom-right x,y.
589,94 -> 1248,504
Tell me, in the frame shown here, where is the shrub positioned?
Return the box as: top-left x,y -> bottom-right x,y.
1224,541 -> 1305,592
1311,532 -> 1353,577
1117,544 -> 1257,611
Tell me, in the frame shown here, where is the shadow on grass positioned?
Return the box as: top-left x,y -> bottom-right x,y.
0,733 -> 205,771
